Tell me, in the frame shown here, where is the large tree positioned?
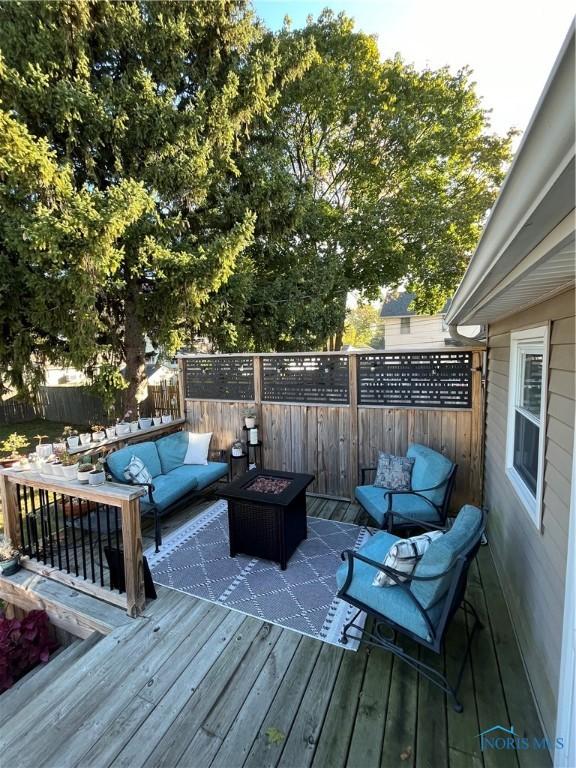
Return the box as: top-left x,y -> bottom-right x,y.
199,11 -> 515,351
0,0 -> 307,405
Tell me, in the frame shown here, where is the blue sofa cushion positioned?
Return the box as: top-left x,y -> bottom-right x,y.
107,442 -> 163,482
411,505 -> 484,609
156,432 -> 189,474
188,462 -> 228,490
336,530 -> 442,641
355,484 -> 441,527
141,467 -> 200,511
407,444 -> 454,507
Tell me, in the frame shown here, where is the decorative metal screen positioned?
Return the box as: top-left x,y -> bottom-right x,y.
183,357 -> 255,400
358,352 -> 473,408
262,355 -> 349,404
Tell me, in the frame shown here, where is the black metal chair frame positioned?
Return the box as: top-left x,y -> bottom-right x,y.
359,463 -> 458,532
337,509 -> 487,712
104,448 -> 227,552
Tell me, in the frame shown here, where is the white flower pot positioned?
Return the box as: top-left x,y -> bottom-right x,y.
67,436 -> 80,449
53,442 -> 66,455
61,463 -> 79,481
139,418 -> 153,430
92,431 -> 105,442
52,462 -> 65,478
116,423 -> 130,436
244,417 -> 256,429
36,444 -> 53,459
88,470 -> 106,486
129,421 -> 139,433
77,468 -> 92,484
152,417 -> 162,426
79,433 -> 91,445
105,427 -> 116,439
161,415 -> 172,424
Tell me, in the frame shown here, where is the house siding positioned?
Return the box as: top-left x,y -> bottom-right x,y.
484,287 -> 575,741
383,315 -> 447,348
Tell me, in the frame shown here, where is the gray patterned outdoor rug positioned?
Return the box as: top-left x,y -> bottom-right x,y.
144,500 -> 369,650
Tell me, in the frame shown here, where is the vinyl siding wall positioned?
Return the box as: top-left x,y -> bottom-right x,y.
484,287 -> 575,740
383,315 -> 447,348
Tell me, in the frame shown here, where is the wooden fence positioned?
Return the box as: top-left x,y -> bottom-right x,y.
0,398 -> 36,425
179,349 -> 485,508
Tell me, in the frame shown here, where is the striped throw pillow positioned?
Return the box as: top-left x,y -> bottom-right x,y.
123,455 -> 152,485
373,531 -> 444,587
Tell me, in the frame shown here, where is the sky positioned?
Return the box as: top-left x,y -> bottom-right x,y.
252,0 -> 574,140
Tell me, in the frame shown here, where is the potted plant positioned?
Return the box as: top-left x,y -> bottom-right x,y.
0,535 -> 20,576
231,439 -> 244,457
62,426 -> 79,450
105,422 -> 117,440
152,411 -> 162,426
243,408 -> 256,429
88,459 -> 106,486
0,433 -> 30,467
91,424 -> 106,442
161,412 -> 173,424
59,452 -> 79,481
139,415 -> 153,430
79,431 -> 91,446
115,410 -> 132,436
77,462 -> 93,484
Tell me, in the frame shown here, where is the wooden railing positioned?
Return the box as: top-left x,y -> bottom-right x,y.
179,349 -> 485,508
0,469 -> 146,617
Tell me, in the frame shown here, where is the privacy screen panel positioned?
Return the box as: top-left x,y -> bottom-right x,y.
183,357 -> 255,400
358,352 -> 473,408
262,355 -> 349,404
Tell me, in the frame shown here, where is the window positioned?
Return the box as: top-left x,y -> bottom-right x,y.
506,325 -> 549,528
400,317 -> 411,335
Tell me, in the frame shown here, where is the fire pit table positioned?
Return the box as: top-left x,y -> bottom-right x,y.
217,468 -> 315,570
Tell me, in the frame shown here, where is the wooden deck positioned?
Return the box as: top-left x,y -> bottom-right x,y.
1,496 -> 549,768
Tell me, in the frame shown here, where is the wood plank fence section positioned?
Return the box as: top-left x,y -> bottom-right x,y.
0,397 -> 36,425
180,349 -> 485,506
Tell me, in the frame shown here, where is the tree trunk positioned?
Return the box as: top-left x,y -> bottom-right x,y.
123,292 -> 146,416
334,329 -> 343,351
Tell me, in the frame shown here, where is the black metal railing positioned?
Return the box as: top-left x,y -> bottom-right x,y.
15,483 -> 123,592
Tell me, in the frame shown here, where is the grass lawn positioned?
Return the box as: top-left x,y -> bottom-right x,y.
0,419 -> 89,459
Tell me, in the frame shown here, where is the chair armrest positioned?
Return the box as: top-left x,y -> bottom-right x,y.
385,508 -> 446,532
360,467 -> 377,484
340,549 -> 413,586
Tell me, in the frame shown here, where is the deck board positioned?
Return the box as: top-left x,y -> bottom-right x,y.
1,497 -> 551,768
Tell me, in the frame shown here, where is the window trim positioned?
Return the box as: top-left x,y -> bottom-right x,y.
505,324 -> 550,530
400,316 -> 411,335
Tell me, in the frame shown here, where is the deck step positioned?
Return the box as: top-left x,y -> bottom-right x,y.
0,632 -> 103,727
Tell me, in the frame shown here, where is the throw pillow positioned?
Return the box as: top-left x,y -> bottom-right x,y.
372,530 -> 444,587
373,452 -> 415,490
183,432 -> 212,466
123,455 -> 153,485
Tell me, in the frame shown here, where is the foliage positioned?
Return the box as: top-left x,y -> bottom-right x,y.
0,610 -> 57,692
342,304 -> 384,348
0,432 -> 30,458
0,0 -> 302,405
0,420 -> 88,458
199,10 -> 515,350
0,535 -> 18,562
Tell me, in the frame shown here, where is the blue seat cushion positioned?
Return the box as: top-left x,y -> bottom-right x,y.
355,485 -> 441,527
407,444 -> 454,506
107,442 -> 162,482
411,505 -> 484,609
156,432 -> 189,474
336,530 -> 441,641
189,462 -> 228,490
142,466 -> 200,512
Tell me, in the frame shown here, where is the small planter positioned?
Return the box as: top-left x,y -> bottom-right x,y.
129,421 -> 139,433
53,442 -> 66,456
152,417 -> 162,426
0,554 -> 20,577
139,417 -> 153,430
116,423 -> 130,436
161,414 -> 173,424
88,469 -> 106,486
67,436 -> 80,449
61,463 -> 79,481
79,433 -> 91,446
36,444 -> 53,459
0,458 -> 19,469
77,466 -> 93,484
52,462 -> 64,478
244,417 -> 256,429
105,427 -> 116,440
92,431 -> 105,443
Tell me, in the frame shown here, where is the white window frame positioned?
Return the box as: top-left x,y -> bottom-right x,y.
505,324 -> 550,530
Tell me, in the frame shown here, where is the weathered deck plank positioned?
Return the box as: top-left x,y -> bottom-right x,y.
1,496 -> 550,768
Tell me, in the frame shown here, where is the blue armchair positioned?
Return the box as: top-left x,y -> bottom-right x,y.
336,504 -> 486,711
355,444 -> 457,532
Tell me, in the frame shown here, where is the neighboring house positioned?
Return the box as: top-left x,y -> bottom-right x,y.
446,23 -> 575,766
379,292 -> 453,348
43,364 -> 89,386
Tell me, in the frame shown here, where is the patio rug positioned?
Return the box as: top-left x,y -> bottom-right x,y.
144,500 -> 369,650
